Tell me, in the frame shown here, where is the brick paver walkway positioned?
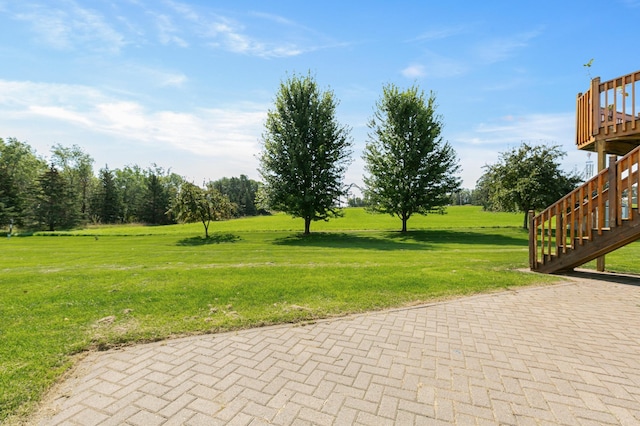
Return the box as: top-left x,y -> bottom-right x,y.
32,272 -> 640,425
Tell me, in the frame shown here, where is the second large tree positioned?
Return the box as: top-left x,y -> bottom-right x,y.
363,85 -> 460,232
259,74 -> 352,235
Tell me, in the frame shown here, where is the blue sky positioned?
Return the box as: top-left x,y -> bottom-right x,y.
1,0 -> 639,192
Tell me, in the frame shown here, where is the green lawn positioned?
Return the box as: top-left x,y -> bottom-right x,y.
0,206 -> 586,421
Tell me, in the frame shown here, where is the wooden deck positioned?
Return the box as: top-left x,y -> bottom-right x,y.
529,70 -> 640,273
577,70 -> 640,156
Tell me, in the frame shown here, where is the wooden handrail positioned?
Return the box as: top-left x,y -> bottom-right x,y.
576,70 -> 640,150
530,143 -> 640,270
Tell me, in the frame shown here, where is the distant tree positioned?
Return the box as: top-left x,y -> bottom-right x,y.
363,85 -> 461,232
450,188 -> 473,206
473,174 -> 492,209
50,144 -> 94,222
173,182 -> 234,238
347,197 -> 367,207
478,142 -> 582,229
0,138 -> 46,227
210,175 -> 261,216
115,165 -> 146,223
33,165 -> 76,231
0,166 -> 15,228
139,165 -> 182,225
259,73 -> 352,234
91,166 -> 122,223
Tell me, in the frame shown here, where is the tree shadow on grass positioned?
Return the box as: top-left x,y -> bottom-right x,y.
273,229 -> 525,251
383,229 -> 527,246
177,233 -> 240,246
274,232 -> 424,250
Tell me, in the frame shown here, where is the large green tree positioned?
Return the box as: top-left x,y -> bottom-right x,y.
259,73 -> 352,234
477,142 -> 582,229
363,85 -> 461,232
173,182 -> 234,238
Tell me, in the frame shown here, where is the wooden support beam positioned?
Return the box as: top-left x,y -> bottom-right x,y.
528,210 -> 535,270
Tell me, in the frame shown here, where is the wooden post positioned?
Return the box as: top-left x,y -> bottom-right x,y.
591,77 -> 601,137
597,155 -> 618,272
608,155 -> 618,229
596,140 -> 607,271
528,210 -> 536,270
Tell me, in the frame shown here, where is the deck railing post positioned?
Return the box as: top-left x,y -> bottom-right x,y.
608,155 -> 618,229
528,210 -> 536,270
591,77 -> 601,137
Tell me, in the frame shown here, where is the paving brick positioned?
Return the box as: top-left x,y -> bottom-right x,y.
158,393 -> 197,418
127,409 -> 165,426
31,277 -> 640,425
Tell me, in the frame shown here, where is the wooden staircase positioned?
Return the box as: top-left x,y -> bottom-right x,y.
529,145 -> 640,273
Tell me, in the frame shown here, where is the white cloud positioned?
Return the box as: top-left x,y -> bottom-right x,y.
402,64 -> 426,79
29,105 -> 93,126
0,79 -> 267,178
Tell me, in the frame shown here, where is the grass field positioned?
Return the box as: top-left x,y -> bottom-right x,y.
3,206 -> 636,422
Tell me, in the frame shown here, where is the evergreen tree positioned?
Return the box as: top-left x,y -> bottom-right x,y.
140,172 -> 173,224
91,166 -> 122,223
34,165 -> 77,231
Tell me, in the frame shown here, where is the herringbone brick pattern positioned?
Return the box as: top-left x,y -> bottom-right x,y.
32,274 -> 640,425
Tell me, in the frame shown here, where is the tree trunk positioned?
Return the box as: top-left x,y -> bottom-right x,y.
203,220 -> 209,238
401,216 -> 408,233
304,217 -> 311,235
523,211 -> 528,230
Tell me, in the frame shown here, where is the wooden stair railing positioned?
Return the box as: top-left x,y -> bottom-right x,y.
529,144 -> 640,273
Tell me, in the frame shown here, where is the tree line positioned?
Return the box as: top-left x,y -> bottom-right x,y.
0,138 -> 262,232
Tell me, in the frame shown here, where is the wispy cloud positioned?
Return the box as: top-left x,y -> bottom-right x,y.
401,27 -> 540,81
151,12 -> 189,47
456,112 -> 574,146
157,1 -> 338,58
450,112 -> 586,186
620,0 -> 640,7
408,25 -> 469,43
12,2 -> 125,53
473,29 -> 542,64
401,50 -> 467,80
